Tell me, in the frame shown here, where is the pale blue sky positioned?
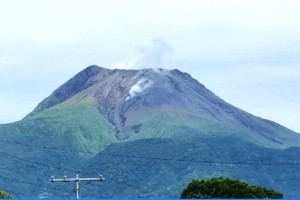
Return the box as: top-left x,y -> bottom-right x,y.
0,0 -> 299,132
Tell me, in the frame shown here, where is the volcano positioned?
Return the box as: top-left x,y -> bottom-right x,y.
0,65 -> 299,198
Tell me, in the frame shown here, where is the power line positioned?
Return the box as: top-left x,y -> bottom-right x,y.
0,152 -> 110,198
92,152 -> 300,166
0,151 -> 80,174
0,140 -> 99,155
0,175 -> 44,188
0,174 -> 65,197
0,143 -> 142,190
0,151 -> 53,169
1,139 -> 299,166
50,174 -> 105,199
1,137 -> 299,198
0,150 -> 298,198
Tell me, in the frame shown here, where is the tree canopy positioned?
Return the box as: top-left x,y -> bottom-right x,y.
0,190 -> 13,199
181,177 -> 283,198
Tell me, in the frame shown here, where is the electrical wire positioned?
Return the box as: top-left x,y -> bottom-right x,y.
0,174 -> 65,197
1,139 -> 299,166
1,137 -> 299,198
0,151 -> 80,174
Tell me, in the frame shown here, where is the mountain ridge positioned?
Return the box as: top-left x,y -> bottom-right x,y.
1,65 -> 300,198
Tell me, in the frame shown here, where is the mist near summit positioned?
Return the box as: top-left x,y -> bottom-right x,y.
112,39 -> 173,70
112,39 -> 173,101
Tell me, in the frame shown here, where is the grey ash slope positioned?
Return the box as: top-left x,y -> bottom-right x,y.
1,65 -> 300,198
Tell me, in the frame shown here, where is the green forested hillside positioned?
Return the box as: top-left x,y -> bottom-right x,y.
1,122 -> 300,198
0,66 -> 299,198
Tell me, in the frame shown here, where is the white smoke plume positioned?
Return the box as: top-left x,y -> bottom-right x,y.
113,38 -> 173,69
126,78 -> 153,101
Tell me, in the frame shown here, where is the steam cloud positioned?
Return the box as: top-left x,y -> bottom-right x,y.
126,78 -> 153,101
113,38 -> 173,69
115,39 -> 172,100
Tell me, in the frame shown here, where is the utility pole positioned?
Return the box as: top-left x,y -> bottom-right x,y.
50,174 -> 105,199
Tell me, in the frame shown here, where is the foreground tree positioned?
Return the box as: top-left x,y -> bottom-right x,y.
181,177 -> 283,198
0,190 -> 13,199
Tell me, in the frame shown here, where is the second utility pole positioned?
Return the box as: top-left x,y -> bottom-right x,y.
50,174 -> 105,199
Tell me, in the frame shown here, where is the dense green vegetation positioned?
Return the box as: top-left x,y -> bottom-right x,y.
0,190 -> 13,199
181,177 -> 283,198
1,122 -> 300,198
82,136 -> 300,198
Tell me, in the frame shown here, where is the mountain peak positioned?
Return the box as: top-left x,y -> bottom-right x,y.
84,64 -> 102,70
25,65 -> 300,148
3,66 -> 300,198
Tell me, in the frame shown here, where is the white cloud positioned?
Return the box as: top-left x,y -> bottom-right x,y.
112,39 -> 172,70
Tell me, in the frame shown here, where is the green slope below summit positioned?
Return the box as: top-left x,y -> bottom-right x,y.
0,65 -> 300,197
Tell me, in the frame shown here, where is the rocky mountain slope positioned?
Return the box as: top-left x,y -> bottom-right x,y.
0,65 -> 299,197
